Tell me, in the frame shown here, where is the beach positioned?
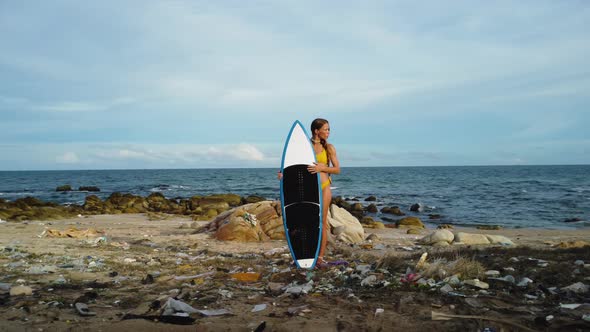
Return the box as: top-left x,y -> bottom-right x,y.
1,212 -> 589,331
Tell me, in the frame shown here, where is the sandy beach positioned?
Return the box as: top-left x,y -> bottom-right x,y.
0,213 -> 589,331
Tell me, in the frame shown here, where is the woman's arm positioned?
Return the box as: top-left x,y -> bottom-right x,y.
308,144 -> 340,175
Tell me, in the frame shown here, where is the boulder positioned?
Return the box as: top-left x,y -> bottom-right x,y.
83,195 -> 104,214
365,204 -> 378,213
243,195 -> 266,204
453,232 -> 491,245
56,185 -> 72,192
420,229 -> 454,244
485,235 -> 514,246
210,201 -> 283,242
208,193 -> 242,207
396,217 -> 425,229
328,205 -> 365,244
79,186 -> 100,192
365,196 -> 377,201
409,203 -> 422,212
381,206 -> 404,216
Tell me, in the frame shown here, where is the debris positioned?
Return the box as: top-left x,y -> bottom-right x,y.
431,311 -> 536,332
252,304 -> 267,312
560,303 -> 582,310
562,282 -> 588,294
464,279 -> 489,289
231,272 -> 261,282
517,277 -> 533,287
287,305 -> 309,316
440,284 -> 454,294
75,302 -> 96,316
374,308 -> 384,317
484,270 -> 500,277
174,271 -> 215,281
361,275 -> 378,287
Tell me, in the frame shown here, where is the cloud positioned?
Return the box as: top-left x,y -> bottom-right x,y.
56,152 -> 80,163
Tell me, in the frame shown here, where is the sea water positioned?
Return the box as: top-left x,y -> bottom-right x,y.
0,165 -> 588,229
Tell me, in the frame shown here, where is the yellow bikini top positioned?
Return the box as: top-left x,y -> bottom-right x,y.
315,148 -> 328,164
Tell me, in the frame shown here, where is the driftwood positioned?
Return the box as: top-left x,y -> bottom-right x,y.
431,311 -> 536,332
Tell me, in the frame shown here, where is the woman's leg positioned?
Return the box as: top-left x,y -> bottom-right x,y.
318,186 -> 331,261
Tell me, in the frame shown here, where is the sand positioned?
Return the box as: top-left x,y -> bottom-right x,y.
0,213 -> 589,331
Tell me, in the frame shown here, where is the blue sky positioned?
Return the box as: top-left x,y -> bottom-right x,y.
0,0 -> 588,170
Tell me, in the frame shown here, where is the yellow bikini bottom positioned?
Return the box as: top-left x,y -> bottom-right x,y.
321,178 -> 331,190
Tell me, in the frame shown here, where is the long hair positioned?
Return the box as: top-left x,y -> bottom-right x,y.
311,118 -> 330,166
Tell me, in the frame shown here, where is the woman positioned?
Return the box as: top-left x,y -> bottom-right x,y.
307,118 -> 340,266
279,118 -> 341,267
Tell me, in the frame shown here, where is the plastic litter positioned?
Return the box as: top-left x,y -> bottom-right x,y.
252,304 -> 267,312
75,302 -> 96,316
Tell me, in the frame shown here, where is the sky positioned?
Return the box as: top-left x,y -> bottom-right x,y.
0,0 -> 589,170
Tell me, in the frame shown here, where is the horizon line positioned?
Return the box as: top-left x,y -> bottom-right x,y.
1,163 -> 589,172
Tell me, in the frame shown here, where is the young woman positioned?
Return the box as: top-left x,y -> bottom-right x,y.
307,118 -> 340,265
279,118 -> 341,266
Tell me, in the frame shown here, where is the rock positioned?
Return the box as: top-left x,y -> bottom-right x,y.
420,229 -> 454,245
10,285 -> 33,296
555,240 -> 590,248
243,195 -> 266,204
476,225 -> 502,230
453,232 -> 490,245
406,229 -> 422,235
365,233 -> 380,242
365,204 -> 378,213
409,203 -> 422,212
56,185 -> 72,192
209,201 -> 283,242
396,217 -> 425,229
563,217 -> 583,223
485,235 -> 514,246
437,224 -> 453,229
429,214 -> 442,220
365,196 -> 377,201
351,203 -> 364,212
83,195 -> 105,213
328,205 -> 365,243
361,216 -> 375,224
433,241 -> 450,247
380,206 -> 404,216
79,186 -> 100,192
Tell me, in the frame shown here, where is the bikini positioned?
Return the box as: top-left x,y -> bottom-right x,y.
315,149 -> 331,190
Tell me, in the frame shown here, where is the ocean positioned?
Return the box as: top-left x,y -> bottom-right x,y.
1,165 -> 588,229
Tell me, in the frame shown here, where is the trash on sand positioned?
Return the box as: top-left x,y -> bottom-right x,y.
559,303 -> 582,310
562,282 -> 589,294
162,298 -> 232,317
231,272 -> 261,282
252,304 -> 267,312
174,271 -> 215,281
374,308 -> 384,317
75,302 -> 96,316
416,252 -> 428,269
431,311 -> 536,332
287,305 -> 309,316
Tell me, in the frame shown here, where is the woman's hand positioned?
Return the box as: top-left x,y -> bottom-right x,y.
277,171 -> 283,180
307,163 -> 324,174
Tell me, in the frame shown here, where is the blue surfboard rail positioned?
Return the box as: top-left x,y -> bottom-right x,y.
280,120 -> 323,269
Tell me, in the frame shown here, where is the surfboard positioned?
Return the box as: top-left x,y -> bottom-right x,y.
280,120 -> 323,269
